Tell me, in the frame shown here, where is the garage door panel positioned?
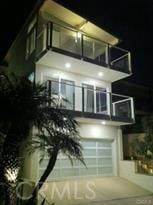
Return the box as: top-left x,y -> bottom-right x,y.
82,141 -> 96,147
84,158 -> 97,166
98,158 -> 112,166
39,139 -> 114,179
98,167 -> 113,175
82,149 -> 96,156
97,149 -> 112,156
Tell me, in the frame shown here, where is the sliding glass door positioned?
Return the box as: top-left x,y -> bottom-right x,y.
83,84 -> 94,113
96,87 -> 107,114
61,79 -> 75,110
83,84 -> 107,114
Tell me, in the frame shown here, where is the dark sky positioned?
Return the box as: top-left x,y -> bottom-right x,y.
1,0 -> 153,86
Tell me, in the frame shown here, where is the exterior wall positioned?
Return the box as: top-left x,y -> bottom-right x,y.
35,63 -> 112,113
5,24 -> 36,77
120,160 -> 153,193
35,64 -> 111,91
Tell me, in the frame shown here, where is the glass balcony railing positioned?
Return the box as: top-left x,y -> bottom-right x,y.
36,22 -> 132,74
46,80 -> 135,122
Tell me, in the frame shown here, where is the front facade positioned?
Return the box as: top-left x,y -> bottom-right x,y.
5,0 -> 135,183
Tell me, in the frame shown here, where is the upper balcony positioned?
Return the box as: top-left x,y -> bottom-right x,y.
36,22 -> 132,82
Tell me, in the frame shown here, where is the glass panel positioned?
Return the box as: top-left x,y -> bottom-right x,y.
50,169 -> 61,178
84,158 -> 97,166
98,141 -> 112,148
80,168 -> 97,176
112,94 -> 132,119
83,36 -> 107,64
100,167 -> 113,175
96,87 -> 107,114
60,159 -> 72,168
52,24 -> 81,55
81,140 -> 96,147
82,149 -> 96,157
44,77 -> 59,95
83,84 -> 94,113
98,149 -> 112,156
109,46 -> 129,73
30,28 -> 36,54
61,79 -> 75,110
60,168 -> 79,177
98,158 -> 112,166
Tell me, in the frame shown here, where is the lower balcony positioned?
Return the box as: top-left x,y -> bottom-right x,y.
46,80 -> 135,125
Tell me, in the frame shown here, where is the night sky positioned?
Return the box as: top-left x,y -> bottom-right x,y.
1,0 -> 153,86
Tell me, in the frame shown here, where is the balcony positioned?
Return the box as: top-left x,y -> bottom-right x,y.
46,80 -> 135,125
36,22 -> 132,82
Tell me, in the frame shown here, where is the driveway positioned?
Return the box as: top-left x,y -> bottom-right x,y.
39,177 -> 153,205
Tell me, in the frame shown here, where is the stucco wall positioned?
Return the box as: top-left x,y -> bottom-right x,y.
120,160 -> 153,193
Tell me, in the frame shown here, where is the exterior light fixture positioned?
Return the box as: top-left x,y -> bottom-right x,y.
63,117 -> 67,121
77,32 -> 81,38
98,72 -> 103,77
65,63 -> 71,68
101,121 -> 106,125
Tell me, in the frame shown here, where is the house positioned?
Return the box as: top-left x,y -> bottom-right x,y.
6,0 -> 153,200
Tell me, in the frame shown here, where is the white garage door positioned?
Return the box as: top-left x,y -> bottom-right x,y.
39,139 -> 114,179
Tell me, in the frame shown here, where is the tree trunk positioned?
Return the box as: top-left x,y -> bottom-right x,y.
26,149 -> 58,205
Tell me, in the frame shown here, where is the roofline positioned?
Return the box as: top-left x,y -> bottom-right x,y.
4,0 -> 45,62
55,0 -> 121,44
4,0 -> 121,62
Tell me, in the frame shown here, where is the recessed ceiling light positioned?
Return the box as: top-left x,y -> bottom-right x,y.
63,117 -> 67,121
98,72 -> 103,77
65,63 -> 71,68
101,121 -> 106,125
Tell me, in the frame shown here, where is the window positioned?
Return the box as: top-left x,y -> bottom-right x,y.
44,76 -> 75,110
82,84 -> 94,113
82,84 -> 107,114
26,18 -> 36,59
96,87 -> 107,114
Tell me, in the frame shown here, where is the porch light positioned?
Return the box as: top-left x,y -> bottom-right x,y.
65,63 -> 71,68
101,121 -> 106,125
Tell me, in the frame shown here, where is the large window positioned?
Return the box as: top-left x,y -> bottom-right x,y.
26,18 -> 36,59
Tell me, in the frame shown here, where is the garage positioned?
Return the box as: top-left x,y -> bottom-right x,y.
39,139 -> 114,179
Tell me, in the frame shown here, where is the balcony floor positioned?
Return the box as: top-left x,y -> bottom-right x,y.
66,110 -> 134,126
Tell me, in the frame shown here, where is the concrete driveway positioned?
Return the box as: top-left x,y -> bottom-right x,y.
39,177 -> 153,205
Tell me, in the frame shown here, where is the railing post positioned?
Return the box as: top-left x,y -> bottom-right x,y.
81,34 -> 84,59
82,86 -> 85,112
47,22 -> 53,49
109,92 -> 113,118
130,97 -> 135,120
128,52 -> 132,73
106,44 -> 110,66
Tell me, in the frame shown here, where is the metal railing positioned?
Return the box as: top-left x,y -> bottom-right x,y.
36,22 -> 132,74
46,80 -> 135,121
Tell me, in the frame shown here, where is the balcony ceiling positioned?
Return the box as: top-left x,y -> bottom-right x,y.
36,50 -> 131,82
40,0 -> 119,45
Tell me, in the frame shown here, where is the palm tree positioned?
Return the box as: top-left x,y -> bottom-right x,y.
26,107 -> 84,205
0,72 -> 51,205
0,72 -> 84,205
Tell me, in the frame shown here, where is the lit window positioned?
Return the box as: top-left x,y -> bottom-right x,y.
26,18 -> 36,59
